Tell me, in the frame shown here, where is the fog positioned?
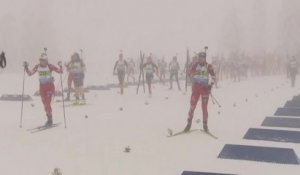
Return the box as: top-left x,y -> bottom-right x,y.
0,0 -> 299,81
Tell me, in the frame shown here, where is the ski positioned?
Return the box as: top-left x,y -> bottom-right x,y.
167,128 -> 218,139
200,129 -> 218,139
63,102 -> 88,107
28,123 -> 61,133
167,128 -> 200,137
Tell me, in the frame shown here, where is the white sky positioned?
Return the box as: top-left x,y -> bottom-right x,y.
0,0 -> 295,78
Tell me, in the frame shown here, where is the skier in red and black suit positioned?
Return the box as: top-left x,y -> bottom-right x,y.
24,53 -> 63,126
184,52 -> 216,132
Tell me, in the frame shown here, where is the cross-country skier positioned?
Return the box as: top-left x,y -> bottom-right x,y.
113,53 -> 128,94
169,56 -> 181,90
143,55 -> 158,96
127,58 -> 136,83
158,57 -> 167,84
52,168 -> 62,175
288,56 -> 299,87
68,53 -> 86,104
23,53 -> 63,126
184,52 -> 216,132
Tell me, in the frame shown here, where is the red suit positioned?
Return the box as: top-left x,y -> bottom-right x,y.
26,64 -> 63,115
188,62 -> 216,123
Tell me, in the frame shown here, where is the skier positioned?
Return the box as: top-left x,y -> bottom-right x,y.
113,53 -> 128,94
127,58 -> 136,83
52,168 -> 62,175
0,51 -> 6,68
158,57 -> 167,84
169,56 -> 181,90
68,53 -> 86,104
184,52 -> 216,132
143,55 -> 158,96
23,53 -> 63,126
288,56 -> 299,87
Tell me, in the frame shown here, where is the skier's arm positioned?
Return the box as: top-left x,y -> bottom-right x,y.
49,64 -> 63,74
142,63 -> 147,69
188,63 -> 196,77
65,62 -> 71,72
125,61 -> 128,71
80,61 -> 86,72
152,63 -> 158,72
113,61 -> 118,73
208,64 -> 217,84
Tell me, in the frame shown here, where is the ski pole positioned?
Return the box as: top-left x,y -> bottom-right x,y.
137,51 -> 145,94
53,72 -> 67,102
210,94 -> 216,105
44,47 -> 47,55
60,69 -> 67,128
141,54 -> 145,93
185,48 -> 190,92
210,93 -> 221,108
20,67 -> 26,128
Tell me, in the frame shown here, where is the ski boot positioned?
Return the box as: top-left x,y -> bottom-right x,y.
73,96 -> 80,105
45,114 -> 53,127
183,119 -> 192,132
203,121 -> 208,132
64,93 -> 70,101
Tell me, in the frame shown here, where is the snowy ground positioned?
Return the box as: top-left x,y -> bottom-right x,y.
0,73 -> 300,175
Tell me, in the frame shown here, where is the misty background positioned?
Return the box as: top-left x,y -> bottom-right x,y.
0,0 -> 299,83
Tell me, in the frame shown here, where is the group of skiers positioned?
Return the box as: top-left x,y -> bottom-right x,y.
113,53 -> 183,96
210,53 -> 296,83
23,52 -> 86,127
113,51 -> 216,131
20,48 -> 299,133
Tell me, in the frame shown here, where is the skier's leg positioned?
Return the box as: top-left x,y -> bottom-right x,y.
201,87 -> 209,131
146,74 -> 152,95
292,75 -> 296,87
121,72 -> 125,94
148,76 -> 152,95
188,85 -> 201,121
39,85 -> 47,111
184,85 -> 200,132
73,78 -> 80,101
80,73 -> 85,100
175,72 -> 181,90
169,73 -> 173,89
66,74 -> 72,100
41,84 -> 55,125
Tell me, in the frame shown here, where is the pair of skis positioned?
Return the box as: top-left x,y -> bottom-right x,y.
167,128 -> 218,139
27,123 -> 61,133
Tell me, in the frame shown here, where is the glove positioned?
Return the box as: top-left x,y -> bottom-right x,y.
205,84 -> 212,94
57,61 -> 62,67
23,61 -> 29,68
